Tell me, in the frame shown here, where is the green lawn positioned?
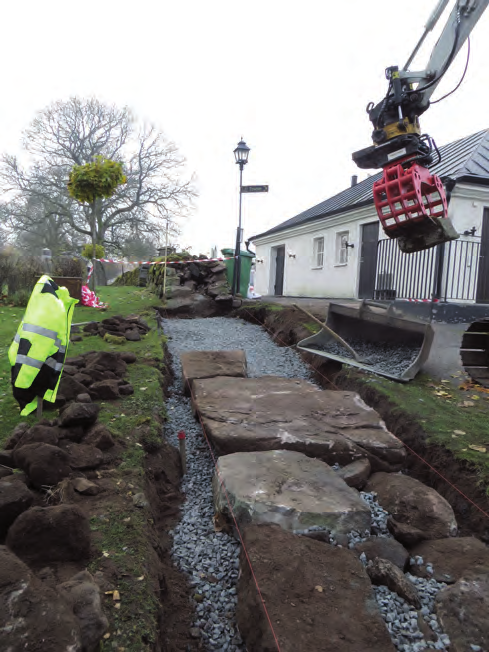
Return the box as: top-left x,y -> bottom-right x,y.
346,370 -> 489,492
1,285 -> 167,651
0,286 -> 161,441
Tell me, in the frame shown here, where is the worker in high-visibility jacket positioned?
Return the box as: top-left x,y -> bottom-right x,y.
8,275 -> 78,416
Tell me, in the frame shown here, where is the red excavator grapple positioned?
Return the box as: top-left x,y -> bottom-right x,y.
353,0 -> 488,254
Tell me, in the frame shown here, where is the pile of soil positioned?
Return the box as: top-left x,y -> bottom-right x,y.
82,314 -> 151,343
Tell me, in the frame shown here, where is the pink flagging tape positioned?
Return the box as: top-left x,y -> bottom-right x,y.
396,298 -> 440,303
95,256 -> 234,266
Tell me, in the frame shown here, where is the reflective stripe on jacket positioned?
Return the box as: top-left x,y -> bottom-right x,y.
8,275 -> 78,416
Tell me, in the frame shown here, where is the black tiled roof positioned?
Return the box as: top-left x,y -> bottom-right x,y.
251,129 -> 489,240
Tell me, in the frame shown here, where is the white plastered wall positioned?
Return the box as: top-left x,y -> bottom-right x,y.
253,182 -> 489,300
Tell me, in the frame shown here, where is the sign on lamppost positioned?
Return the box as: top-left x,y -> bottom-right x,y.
241,185 -> 269,193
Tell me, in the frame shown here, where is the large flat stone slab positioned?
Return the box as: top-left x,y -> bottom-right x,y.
237,524 -> 395,652
180,350 -> 246,394
194,376 -> 405,470
213,450 -> 371,535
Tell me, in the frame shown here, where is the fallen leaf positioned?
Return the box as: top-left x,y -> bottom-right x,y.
136,575 -> 145,581
461,448 -> 467,451
103,633 -> 111,639
105,591 -> 114,595
140,387 -> 147,391
113,590 -> 120,601
114,602 -> 121,609
315,585 -> 323,593
453,430 -> 466,435
435,391 -> 450,396
469,445 -> 486,453
471,395 -> 481,400
102,551 -> 110,558
457,401 -> 475,408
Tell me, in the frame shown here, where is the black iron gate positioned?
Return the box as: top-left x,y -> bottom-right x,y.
374,239 -> 480,301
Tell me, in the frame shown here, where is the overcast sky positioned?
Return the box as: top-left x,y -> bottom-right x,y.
2,0 -> 489,258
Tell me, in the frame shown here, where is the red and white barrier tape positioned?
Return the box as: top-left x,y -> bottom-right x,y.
396,298 -> 439,303
95,256 -> 234,266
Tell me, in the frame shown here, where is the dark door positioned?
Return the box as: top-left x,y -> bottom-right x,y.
274,246 -> 285,295
477,209 -> 489,302
358,222 -> 380,299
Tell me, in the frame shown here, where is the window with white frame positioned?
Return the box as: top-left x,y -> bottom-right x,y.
336,231 -> 349,265
313,237 -> 324,268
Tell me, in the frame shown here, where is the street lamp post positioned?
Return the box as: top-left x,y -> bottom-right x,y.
232,139 -> 250,297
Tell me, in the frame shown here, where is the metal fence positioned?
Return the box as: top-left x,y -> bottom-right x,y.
374,238 -> 481,301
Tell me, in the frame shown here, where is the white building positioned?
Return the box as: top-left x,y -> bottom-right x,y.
250,129 -> 489,303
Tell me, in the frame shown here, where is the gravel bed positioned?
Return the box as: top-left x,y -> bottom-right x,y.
373,578 -> 450,652
163,317 -> 312,651
308,339 -> 420,377
162,316 -> 449,652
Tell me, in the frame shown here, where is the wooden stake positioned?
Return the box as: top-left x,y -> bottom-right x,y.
178,431 -> 187,474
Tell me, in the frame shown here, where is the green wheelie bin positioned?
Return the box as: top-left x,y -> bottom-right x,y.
221,248 -> 255,297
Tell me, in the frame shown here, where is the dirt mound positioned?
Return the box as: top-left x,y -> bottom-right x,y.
237,523 -> 395,651
14,442 -> 72,488
0,546 -> 83,651
7,505 -> 91,564
83,315 -> 151,342
0,475 -> 35,538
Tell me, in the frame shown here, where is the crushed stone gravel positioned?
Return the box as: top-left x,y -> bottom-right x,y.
162,316 -> 451,652
307,339 -> 420,377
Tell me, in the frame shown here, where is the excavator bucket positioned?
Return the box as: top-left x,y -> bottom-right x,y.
297,300 -> 434,382
373,162 -> 459,253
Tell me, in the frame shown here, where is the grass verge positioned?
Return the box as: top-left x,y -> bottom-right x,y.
0,286 -> 167,651
341,369 -> 489,492
0,286 -> 161,443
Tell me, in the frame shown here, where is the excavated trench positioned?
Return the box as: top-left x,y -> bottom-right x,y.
235,304 -> 489,542
154,309 -> 489,652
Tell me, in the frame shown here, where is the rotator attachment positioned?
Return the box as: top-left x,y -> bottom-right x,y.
373,161 -> 458,253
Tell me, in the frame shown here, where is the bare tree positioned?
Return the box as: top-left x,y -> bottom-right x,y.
0,97 -> 196,248
1,194 -> 81,255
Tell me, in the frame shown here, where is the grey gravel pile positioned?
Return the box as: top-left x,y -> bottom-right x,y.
163,317 -> 312,651
164,380 -> 244,651
162,316 -> 450,652
373,576 -> 450,651
165,316 -> 313,380
308,339 -> 419,377
360,490 -> 391,537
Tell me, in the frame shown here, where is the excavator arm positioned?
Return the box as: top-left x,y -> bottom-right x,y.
353,0 -> 489,253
